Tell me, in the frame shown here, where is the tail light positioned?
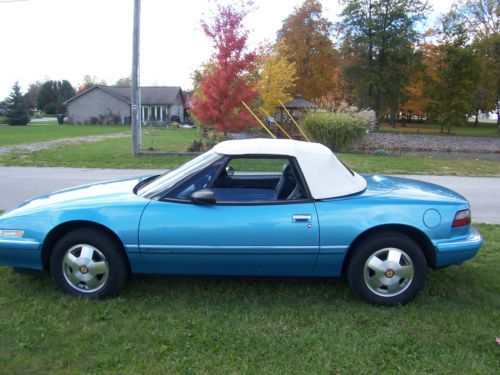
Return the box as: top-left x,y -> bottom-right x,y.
452,209 -> 471,227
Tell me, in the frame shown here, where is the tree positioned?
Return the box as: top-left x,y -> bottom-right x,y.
277,0 -> 339,101
115,76 -> 132,86
5,82 -> 30,126
24,81 -> 41,110
476,33 -> 500,131
77,75 -> 106,94
257,42 -> 296,114
458,0 -> 500,130
339,0 -> 429,125
459,0 -> 499,39
37,80 -> 76,114
191,3 -> 258,133
425,14 -> 480,133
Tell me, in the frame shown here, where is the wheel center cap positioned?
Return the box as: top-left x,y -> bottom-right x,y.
80,266 -> 89,274
385,269 -> 395,278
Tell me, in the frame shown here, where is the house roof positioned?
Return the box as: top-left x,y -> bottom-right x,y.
63,85 -> 184,106
213,138 -> 367,199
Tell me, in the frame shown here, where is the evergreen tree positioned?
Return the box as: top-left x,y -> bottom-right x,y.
5,82 -> 30,126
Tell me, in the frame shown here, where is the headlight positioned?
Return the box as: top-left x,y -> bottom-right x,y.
0,229 -> 24,238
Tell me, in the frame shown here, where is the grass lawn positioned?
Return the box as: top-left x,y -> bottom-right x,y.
379,121 -> 500,138
1,130 -> 498,176
0,224 -> 498,373
0,122 -> 130,147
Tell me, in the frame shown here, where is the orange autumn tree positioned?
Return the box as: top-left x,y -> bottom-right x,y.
191,4 -> 258,133
277,0 -> 339,101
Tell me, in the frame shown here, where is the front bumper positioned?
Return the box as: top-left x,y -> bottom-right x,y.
433,227 -> 483,268
0,238 -> 43,270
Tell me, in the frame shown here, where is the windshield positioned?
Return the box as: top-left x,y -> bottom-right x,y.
136,150 -> 222,198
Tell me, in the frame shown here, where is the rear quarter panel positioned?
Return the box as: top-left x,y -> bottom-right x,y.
313,193 -> 469,276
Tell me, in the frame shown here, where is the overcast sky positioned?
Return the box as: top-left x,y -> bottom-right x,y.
0,0 -> 455,99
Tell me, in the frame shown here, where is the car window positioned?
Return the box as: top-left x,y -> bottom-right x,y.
136,150 -> 222,199
211,157 -> 305,203
227,158 -> 288,174
167,159 -> 225,200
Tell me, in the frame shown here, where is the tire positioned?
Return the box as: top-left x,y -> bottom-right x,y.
50,228 -> 128,298
347,231 -> 427,305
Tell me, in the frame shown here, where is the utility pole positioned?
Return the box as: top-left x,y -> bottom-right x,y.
131,0 -> 141,155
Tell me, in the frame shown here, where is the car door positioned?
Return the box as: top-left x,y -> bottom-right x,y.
138,200 -> 319,276
138,156 -> 319,276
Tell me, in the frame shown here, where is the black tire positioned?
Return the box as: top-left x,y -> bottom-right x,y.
347,231 -> 427,305
50,228 -> 128,298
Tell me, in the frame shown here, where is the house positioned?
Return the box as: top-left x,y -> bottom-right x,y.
64,85 -> 185,124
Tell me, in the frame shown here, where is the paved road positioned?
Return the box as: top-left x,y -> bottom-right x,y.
0,167 -> 498,224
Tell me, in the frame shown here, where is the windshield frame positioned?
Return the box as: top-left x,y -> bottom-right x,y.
136,150 -> 223,200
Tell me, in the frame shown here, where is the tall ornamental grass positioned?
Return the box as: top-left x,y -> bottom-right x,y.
302,111 -> 368,151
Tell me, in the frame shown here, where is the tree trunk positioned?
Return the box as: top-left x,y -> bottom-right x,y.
497,102 -> 500,133
390,101 -> 398,128
474,109 -> 479,127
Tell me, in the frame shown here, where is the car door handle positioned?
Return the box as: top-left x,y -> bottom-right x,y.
292,214 -> 312,223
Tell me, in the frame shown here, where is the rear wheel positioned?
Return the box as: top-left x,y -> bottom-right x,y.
50,228 -> 128,298
347,231 -> 427,305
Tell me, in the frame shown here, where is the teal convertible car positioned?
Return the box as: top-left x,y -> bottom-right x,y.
0,139 -> 483,304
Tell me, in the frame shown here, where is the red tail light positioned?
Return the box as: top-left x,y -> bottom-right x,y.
452,209 -> 471,227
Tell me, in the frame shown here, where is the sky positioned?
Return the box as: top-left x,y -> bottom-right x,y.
0,0 -> 455,100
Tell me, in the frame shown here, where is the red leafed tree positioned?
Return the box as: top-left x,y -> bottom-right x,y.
191,4 -> 258,133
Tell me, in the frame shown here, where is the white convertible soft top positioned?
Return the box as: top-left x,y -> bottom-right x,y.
213,138 -> 367,199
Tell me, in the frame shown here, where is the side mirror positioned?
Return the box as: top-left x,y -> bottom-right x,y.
190,189 -> 216,205
225,166 -> 234,176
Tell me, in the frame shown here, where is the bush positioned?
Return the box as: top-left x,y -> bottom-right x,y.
302,111 -> 368,151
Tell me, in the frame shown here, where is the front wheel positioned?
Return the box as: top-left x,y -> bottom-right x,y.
50,228 -> 128,298
347,231 -> 427,305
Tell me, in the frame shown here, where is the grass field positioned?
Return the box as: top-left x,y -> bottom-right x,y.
0,224 -> 498,374
379,121 -> 500,138
1,131 -> 498,176
0,122 -> 129,146
1,126 -> 499,176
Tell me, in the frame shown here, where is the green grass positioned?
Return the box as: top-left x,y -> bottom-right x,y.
339,153 -> 500,176
0,122 -> 129,146
0,126 -> 498,176
0,224 -> 498,373
379,121 -> 500,138
1,133 -> 498,176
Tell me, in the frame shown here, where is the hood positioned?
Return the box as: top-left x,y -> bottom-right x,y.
1,176 -> 150,218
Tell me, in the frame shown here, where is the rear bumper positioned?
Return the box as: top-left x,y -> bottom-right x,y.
433,227 -> 483,268
0,239 -> 43,270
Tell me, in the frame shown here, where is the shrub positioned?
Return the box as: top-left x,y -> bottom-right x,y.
302,111 -> 368,151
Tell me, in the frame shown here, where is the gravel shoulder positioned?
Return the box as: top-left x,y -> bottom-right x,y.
361,133 -> 500,153
0,133 -> 130,156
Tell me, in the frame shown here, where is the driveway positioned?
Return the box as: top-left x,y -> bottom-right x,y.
0,167 -> 498,224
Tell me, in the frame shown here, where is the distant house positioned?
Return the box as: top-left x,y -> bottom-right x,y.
64,85 -> 185,124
